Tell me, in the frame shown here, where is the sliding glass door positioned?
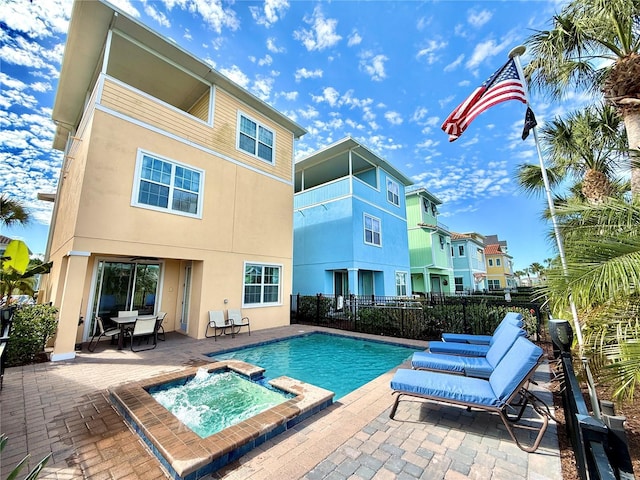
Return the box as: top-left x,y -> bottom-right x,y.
90,260 -> 160,336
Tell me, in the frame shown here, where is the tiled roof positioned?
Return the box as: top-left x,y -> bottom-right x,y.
484,244 -> 502,255
0,235 -> 13,246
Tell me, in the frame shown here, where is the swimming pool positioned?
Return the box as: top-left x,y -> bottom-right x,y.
208,332 -> 416,399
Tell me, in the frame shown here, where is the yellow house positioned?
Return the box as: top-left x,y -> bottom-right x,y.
484,243 -> 516,291
39,0 -> 306,361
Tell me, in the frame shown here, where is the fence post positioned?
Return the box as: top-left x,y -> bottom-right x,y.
600,401 -> 635,480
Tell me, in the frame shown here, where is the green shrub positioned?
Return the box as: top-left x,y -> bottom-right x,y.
6,304 -> 58,366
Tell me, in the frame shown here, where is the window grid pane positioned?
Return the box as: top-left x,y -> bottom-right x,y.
138,181 -> 169,208
239,116 -> 274,163
244,264 -> 280,304
137,154 -> 201,216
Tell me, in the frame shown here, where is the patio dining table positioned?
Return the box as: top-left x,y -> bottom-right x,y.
110,315 -> 157,350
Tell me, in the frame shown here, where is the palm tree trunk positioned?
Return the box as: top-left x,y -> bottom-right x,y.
623,108 -> 640,196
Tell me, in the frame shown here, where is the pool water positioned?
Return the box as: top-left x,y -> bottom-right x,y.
148,369 -> 292,438
209,333 -> 416,400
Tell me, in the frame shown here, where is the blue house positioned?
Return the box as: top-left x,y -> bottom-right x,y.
450,232 -> 488,293
293,137 -> 413,297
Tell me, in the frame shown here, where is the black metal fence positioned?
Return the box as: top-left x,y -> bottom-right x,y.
550,321 -> 635,480
290,293 -> 543,341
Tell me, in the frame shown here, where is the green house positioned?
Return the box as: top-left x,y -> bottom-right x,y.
405,188 -> 453,295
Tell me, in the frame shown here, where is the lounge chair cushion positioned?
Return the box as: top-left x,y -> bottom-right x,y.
441,312 -> 523,344
413,323 -> 526,378
391,369 -> 501,407
411,351 -> 493,378
393,337 -> 543,408
429,323 -> 526,357
489,337 -> 543,400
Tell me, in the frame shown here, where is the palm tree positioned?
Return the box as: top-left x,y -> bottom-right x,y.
516,103 -> 628,204
541,197 -> 640,400
0,194 -> 29,227
524,0 -> 640,196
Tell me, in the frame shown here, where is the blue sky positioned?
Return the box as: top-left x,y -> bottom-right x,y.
1,0 -> 586,271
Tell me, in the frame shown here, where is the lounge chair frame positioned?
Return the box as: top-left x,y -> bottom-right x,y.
390,354 -> 550,452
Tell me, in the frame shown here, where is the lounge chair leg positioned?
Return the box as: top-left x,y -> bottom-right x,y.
389,393 -> 401,419
498,392 -> 550,453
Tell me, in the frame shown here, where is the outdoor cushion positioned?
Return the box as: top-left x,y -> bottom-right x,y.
412,323 -> 526,378
390,337 -> 547,452
441,312 -> 523,344
411,351 -> 493,378
429,320 -> 526,357
393,337 -> 543,408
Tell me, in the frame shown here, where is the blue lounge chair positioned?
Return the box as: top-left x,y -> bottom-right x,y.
428,313 -> 526,357
390,336 -> 549,452
440,311 -> 523,344
411,323 -> 525,378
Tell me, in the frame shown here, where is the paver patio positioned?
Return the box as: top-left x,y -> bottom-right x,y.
0,326 -> 562,479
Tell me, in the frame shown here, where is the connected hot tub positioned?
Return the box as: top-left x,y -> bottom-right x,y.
109,360 -> 334,480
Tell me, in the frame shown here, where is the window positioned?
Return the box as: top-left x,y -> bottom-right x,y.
488,279 -> 501,290
458,245 -> 465,257
133,151 -> 203,217
387,179 -> 400,206
439,235 -> 445,250
238,113 -> 274,163
488,259 -> 494,266
422,198 -> 430,213
477,248 -> 483,262
395,272 -> 407,296
364,214 -> 381,246
496,258 -> 502,266
243,263 -> 281,305
454,277 -> 464,292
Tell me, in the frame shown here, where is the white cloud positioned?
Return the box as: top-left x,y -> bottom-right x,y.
311,87 -> 340,107
444,54 -> 464,72
258,54 -> 273,67
347,30 -> 362,47
0,0 -> 71,38
293,6 -> 342,51
266,37 -> 285,53
465,39 -> 510,70
109,0 -> 141,18
468,9 -> 493,28
294,68 -> 323,82
219,65 -> 250,88
250,0 -> 289,27
183,0 -> 240,34
416,40 -> 447,65
359,51 -> 388,81
144,3 -> 171,28
278,91 -> 299,101
384,111 -> 403,126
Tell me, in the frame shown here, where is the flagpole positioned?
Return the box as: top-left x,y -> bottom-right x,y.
509,46 -> 601,418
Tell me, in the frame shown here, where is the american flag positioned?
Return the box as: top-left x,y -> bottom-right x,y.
441,58 -> 527,142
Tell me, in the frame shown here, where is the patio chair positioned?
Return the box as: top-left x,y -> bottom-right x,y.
428,313 -> 526,357
155,311 -> 167,341
227,309 -> 250,337
205,310 -> 231,340
390,336 -> 549,452
411,323 -> 526,378
440,312 -> 523,345
126,316 -> 158,352
88,316 -> 121,352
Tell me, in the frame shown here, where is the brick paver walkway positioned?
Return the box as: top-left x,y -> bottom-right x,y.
0,326 -> 562,479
